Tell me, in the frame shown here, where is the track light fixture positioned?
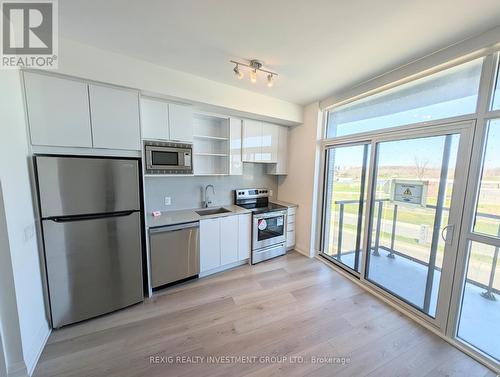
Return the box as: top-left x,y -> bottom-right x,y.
267,73 -> 274,87
230,59 -> 278,86
233,64 -> 244,79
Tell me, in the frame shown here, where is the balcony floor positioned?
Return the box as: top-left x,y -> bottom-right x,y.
332,250 -> 500,362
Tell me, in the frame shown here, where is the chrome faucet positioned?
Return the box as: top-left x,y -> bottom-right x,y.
204,184 -> 215,208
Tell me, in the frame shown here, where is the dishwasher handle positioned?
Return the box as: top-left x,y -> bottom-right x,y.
149,221 -> 199,234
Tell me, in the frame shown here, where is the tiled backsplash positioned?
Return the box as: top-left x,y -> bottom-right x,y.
144,163 -> 278,213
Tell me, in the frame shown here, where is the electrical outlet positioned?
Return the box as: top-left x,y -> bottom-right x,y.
164,197 -> 171,206
269,190 -> 273,197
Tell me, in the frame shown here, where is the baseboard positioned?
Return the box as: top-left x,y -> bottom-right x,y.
7,361 -> 27,377
293,247 -> 312,258
23,323 -> 50,376
199,259 -> 249,278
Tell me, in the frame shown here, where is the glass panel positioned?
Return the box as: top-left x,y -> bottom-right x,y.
326,59 -> 483,138
257,216 -> 284,241
322,144 -> 370,272
152,151 -> 179,166
366,134 -> 460,317
473,119 -> 500,237
457,241 -> 500,362
492,59 -> 500,110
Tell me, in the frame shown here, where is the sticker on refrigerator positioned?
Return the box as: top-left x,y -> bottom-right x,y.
258,219 -> 267,230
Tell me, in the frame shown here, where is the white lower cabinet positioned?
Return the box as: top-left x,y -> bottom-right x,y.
200,218 -> 221,272
220,216 -> 238,265
286,207 -> 296,250
238,213 -> 251,261
200,213 -> 251,274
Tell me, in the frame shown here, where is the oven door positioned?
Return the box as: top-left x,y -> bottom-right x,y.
253,211 -> 287,250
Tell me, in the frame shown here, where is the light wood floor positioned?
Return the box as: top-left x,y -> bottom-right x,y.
34,252 -> 496,377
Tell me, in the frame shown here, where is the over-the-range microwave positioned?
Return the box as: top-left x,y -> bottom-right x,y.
144,140 -> 193,175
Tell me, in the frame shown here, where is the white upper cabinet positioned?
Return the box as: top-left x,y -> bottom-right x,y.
140,97 -> 169,140
267,126 -> 288,175
229,117 -> 243,175
242,119 -> 262,162
140,98 -> 193,143
242,119 -> 285,166
24,72 -> 92,148
89,84 -> 141,150
261,122 -> 279,163
220,215 -> 238,265
168,103 -> 193,143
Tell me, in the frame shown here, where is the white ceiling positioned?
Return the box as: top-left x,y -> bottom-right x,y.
59,0 -> 500,105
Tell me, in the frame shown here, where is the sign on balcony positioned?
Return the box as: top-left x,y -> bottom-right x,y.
390,180 -> 428,207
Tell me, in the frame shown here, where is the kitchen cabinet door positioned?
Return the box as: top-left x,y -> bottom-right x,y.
238,214 -> 251,261
267,126 -> 288,175
261,122 -> 279,163
89,84 -> 141,150
141,97 -> 169,140
24,72 -> 92,148
200,218 -> 221,272
220,216 -> 238,265
168,103 -> 193,142
242,119 -> 262,162
229,117 -> 243,175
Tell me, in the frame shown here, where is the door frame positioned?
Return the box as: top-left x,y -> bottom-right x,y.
319,139 -> 372,277
319,119 -> 476,331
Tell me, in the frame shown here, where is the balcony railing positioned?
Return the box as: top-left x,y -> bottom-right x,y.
332,198 -> 500,301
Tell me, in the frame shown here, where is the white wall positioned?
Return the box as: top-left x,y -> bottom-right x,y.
0,331 -> 7,377
0,71 -> 50,376
277,102 -> 323,257
0,186 -> 25,377
51,38 -> 302,126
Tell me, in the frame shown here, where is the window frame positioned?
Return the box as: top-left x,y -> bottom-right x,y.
318,51 -> 500,371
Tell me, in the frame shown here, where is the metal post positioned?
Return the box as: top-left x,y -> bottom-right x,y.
423,135 -> 452,313
481,225 -> 500,301
388,204 -> 397,258
372,200 -> 383,256
337,203 -> 344,260
354,144 -> 369,272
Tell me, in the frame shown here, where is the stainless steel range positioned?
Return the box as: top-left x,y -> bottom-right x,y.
235,188 -> 288,264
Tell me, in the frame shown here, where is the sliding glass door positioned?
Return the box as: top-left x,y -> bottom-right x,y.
321,143 -> 370,273
321,121 -> 474,330
364,126 -> 472,327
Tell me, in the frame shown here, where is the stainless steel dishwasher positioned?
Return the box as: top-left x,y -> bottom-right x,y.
149,221 -> 200,289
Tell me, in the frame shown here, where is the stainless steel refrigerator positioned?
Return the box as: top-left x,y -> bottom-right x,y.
35,156 -> 144,328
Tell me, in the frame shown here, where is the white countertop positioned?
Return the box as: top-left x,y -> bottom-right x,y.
146,204 -> 252,228
270,199 -> 298,208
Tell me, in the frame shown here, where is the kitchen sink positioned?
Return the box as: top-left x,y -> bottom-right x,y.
196,207 -> 232,216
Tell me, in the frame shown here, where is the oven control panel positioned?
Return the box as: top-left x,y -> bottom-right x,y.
235,188 -> 269,199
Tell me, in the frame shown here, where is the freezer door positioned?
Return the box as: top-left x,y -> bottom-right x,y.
43,211 -> 143,328
36,156 -> 140,218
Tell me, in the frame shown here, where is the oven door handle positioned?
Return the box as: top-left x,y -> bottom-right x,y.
254,211 -> 287,220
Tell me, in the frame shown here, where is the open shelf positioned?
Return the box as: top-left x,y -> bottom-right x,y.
194,152 -> 229,157
193,135 -> 229,141
192,113 -> 230,175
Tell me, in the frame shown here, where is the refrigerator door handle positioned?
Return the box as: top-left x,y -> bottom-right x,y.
48,210 -> 137,223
